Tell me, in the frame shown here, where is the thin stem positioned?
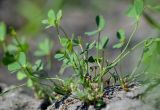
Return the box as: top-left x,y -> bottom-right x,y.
112,22 -> 139,64
79,44 -> 86,59
13,35 -> 24,51
55,26 -> 60,35
97,32 -> 101,57
0,83 -> 26,96
101,50 -> 105,69
59,26 -> 69,38
112,38 -> 151,66
86,50 -> 89,74
129,48 -> 145,79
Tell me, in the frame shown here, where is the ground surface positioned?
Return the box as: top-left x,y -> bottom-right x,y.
0,83 -> 155,110
47,84 -> 154,110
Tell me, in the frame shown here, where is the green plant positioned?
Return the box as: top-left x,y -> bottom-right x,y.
1,0 -> 160,109
1,28 -> 54,99
41,0 -> 160,106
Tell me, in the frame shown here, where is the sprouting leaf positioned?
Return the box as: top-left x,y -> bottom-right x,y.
135,0 -> 144,15
113,29 -> 126,49
85,15 -> 106,36
48,9 -> 56,20
42,9 -> 56,27
127,0 -> 144,20
57,10 -> 62,20
18,52 -> 26,67
127,5 -> 137,19
8,62 -> 21,72
117,29 -> 125,42
0,22 -> 6,42
42,9 -> 63,28
56,10 -> 62,25
17,71 -> 26,80
96,15 -> 106,31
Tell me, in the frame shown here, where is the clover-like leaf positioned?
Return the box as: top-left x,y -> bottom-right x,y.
42,9 -> 63,28
117,29 -> 125,42
85,15 -> 106,36
96,15 -> 106,31
113,29 -> 126,49
127,0 -> 144,20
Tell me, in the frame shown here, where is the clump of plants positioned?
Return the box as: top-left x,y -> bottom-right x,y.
0,23 -> 52,99
0,0 -> 160,109
41,0 -> 160,108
